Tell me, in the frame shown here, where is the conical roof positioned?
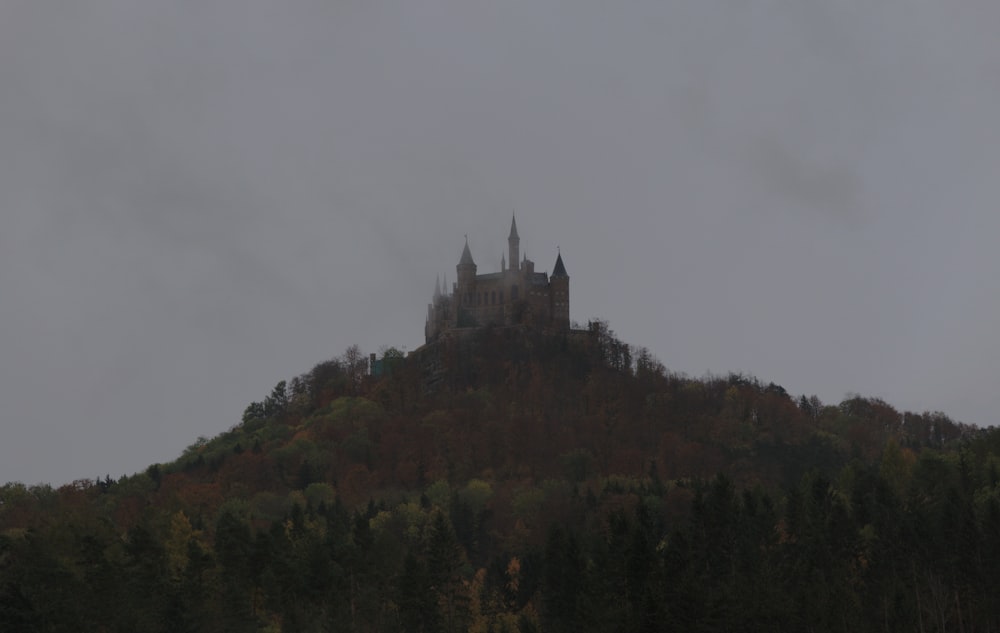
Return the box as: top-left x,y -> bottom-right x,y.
459,240 -> 475,267
552,252 -> 568,277
509,214 -> 519,240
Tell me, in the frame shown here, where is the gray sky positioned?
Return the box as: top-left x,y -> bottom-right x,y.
2,1 -> 998,486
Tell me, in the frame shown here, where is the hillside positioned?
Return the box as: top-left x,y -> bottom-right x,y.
3,322 -> 1000,632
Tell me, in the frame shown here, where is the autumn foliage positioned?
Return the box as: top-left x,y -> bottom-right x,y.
1,323 -> 998,631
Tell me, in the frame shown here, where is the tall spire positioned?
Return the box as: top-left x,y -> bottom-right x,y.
434,275 -> 441,298
508,213 -> 520,272
501,252 -> 506,272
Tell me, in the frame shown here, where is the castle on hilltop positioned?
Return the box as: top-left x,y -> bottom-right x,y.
425,216 -> 569,343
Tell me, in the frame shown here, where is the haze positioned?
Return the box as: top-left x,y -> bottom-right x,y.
2,1 -> 998,486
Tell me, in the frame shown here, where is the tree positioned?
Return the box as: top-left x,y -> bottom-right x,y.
343,345 -> 367,396
397,553 -> 438,633
264,380 -> 288,418
214,507 -> 256,631
542,525 -> 586,633
427,510 -> 466,632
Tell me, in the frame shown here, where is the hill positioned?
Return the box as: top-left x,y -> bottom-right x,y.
2,322 -> 1000,632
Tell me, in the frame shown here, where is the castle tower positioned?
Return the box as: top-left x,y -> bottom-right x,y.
455,238 -> 477,324
457,238 -> 477,287
508,215 -> 519,273
551,251 -> 570,328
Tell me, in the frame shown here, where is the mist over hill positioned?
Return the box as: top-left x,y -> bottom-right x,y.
2,323 -> 998,631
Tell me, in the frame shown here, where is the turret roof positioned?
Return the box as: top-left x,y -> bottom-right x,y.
552,252 -> 568,277
459,239 -> 476,267
509,215 -> 519,240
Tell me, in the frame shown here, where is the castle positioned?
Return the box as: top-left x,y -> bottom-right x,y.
425,216 -> 569,343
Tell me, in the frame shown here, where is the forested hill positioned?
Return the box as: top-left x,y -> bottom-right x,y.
3,322 -> 1000,632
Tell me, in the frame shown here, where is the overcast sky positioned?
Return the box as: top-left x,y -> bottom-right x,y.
2,1 -> 998,486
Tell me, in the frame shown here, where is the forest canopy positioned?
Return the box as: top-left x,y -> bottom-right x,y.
1,323 -> 996,632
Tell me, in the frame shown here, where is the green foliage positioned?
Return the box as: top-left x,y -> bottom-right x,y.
425,480 -> 453,512
302,482 -> 335,508
458,479 -> 494,516
3,327 -> 998,631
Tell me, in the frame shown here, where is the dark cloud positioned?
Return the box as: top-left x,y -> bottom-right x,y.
1,1 -> 999,484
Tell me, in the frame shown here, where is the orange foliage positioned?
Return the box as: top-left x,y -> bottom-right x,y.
159,473 -> 223,518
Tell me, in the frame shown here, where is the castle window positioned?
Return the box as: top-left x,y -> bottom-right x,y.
500,291 -> 504,303
511,285 -> 519,300
491,291 -> 496,304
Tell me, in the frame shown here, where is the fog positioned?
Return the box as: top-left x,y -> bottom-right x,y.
2,1 -> 998,485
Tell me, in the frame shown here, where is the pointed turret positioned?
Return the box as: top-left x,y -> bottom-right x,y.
550,249 -> 569,329
434,275 -> 441,298
459,238 -> 475,267
457,236 -> 477,293
552,251 -> 568,277
501,252 -> 506,273
508,214 -> 520,272
455,236 -> 478,326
